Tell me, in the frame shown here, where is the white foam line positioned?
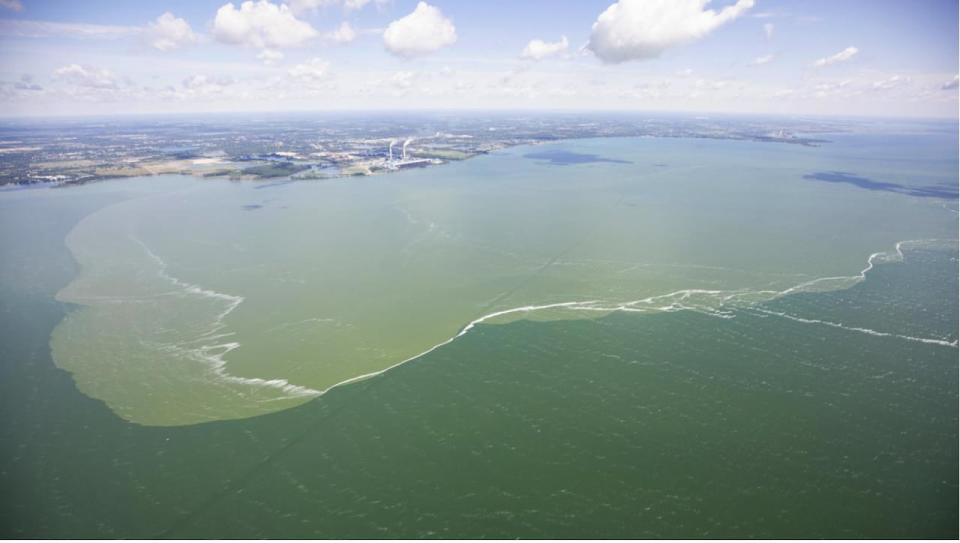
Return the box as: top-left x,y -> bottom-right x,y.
753,307 -> 958,348
779,239 -> 935,297
316,295 -> 747,396
132,235 -> 245,337
780,252 -> 886,296
316,239 -> 956,395
123,237 -> 957,404
319,300 -> 598,393
781,239 -> 960,299
131,235 -> 322,398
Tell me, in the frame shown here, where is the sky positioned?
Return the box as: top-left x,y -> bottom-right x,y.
0,0 -> 957,118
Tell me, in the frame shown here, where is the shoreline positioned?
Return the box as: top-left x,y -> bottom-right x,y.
6,130 -> 832,190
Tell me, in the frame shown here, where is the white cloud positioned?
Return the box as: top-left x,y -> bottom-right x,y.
0,0 -> 22,12
390,70 -> 416,89
587,0 -> 755,63
213,1 -> 318,49
383,1 -> 457,58
521,36 -> 569,61
750,53 -> 774,66
182,74 -> 228,95
257,48 -> 284,64
54,64 -> 120,89
146,12 -> 198,51
872,75 -> 907,91
325,21 -> 357,44
942,75 -> 959,90
156,74 -> 242,102
805,79 -> 852,99
22,62 -> 955,117
288,58 -> 330,82
812,46 -> 858,68
763,22 -> 774,39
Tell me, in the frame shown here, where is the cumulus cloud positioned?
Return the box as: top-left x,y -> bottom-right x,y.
383,2 -> 457,58
812,46 -> 858,68
213,1 -> 318,49
146,12 -> 198,51
942,75 -> 959,90
0,0 -> 22,12
288,58 -> 330,82
325,21 -> 357,44
521,36 -> 569,61
587,0 -> 755,63
750,53 -> 774,66
763,23 -> 774,39
54,64 -> 120,89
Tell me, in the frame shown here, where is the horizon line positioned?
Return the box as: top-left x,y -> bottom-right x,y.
1,107 -> 957,123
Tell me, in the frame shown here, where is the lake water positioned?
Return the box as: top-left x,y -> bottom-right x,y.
0,127 -> 956,537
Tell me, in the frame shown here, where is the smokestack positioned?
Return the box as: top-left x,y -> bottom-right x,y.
388,140 -> 395,162
402,138 -> 413,160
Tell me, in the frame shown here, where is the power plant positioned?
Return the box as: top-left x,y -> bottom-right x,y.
383,137 -> 439,170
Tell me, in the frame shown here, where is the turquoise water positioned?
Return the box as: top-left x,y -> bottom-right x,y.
0,127 -> 957,538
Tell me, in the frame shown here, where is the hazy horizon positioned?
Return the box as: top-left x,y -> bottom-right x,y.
1,107 -> 958,122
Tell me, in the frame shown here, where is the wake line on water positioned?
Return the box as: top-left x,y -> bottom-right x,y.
130,236 -> 321,398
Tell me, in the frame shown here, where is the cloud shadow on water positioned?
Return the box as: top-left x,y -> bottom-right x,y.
524,150 -> 632,166
803,171 -> 959,200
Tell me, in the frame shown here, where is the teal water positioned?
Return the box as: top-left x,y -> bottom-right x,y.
0,129 -> 957,538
